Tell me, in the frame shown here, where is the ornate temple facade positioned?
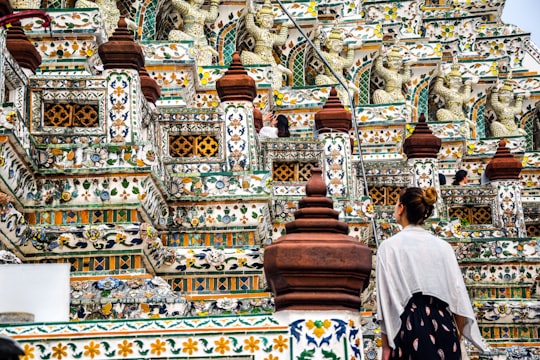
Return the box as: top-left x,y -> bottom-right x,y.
0,0 -> 539,359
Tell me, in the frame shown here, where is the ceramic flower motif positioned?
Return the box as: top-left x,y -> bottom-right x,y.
216,298 -> 238,311
361,199 -> 375,218
205,249 -> 226,267
140,223 -> 158,243
97,277 -> 121,290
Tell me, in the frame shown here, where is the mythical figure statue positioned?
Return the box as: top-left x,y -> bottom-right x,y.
168,0 -> 220,66
75,0 -> 136,38
372,45 -> 412,104
490,76 -> 527,137
313,24 -> 361,104
432,62 -> 476,137
240,0 -> 293,89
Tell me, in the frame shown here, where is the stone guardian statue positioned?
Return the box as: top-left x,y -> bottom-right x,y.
372,44 -> 412,104
240,0 -> 293,89
168,0 -> 221,66
432,62 -> 477,137
313,23 -> 361,105
490,75 -> 527,137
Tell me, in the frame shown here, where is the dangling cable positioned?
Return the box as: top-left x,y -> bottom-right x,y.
273,0 -> 379,247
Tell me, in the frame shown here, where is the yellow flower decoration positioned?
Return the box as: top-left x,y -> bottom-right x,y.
182,338 -> 199,355
384,6 -> 398,20
118,340 -> 134,357
52,343 -> 68,360
83,341 -> 101,359
273,335 -> 288,352
150,339 -> 167,355
441,24 -> 455,37
374,24 -> 383,38
244,336 -> 261,353
434,43 -> 442,56
306,319 -> 332,338
214,337 -> 231,354
21,344 -> 35,360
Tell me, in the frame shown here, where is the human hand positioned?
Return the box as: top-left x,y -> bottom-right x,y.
263,112 -> 276,125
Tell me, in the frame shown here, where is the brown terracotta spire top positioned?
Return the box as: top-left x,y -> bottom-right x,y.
5,22 -> 42,72
139,67 -> 161,104
323,87 -> 343,109
111,17 -> 132,40
264,168 -> 372,311
305,167 -> 327,197
485,138 -> 522,180
314,86 -> 352,134
402,113 -> 442,159
98,16 -> 145,70
288,168 -> 345,234
216,52 -> 257,102
0,0 -> 42,73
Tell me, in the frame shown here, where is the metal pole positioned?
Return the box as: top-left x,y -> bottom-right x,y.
273,0 -> 379,247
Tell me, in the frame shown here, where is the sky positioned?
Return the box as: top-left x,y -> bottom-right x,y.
501,0 -> 540,46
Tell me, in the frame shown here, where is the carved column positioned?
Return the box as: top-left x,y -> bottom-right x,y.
402,113 -> 443,213
216,52 -> 259,172
264,167 -> 372,360
485,139 -> 526,237
314,87 -> 354,199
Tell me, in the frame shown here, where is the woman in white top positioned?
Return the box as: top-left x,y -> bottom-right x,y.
376,187 -> 487,360
258,113 -> 278,139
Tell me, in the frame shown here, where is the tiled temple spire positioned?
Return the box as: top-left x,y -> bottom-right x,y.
215,52 -> 258,171
314,87 -> 355,198
216,52 -> 257,102
486,139 -> 525,237
98,16 -> 144,70
264,167 -> 372,311
402,113 -> 443,214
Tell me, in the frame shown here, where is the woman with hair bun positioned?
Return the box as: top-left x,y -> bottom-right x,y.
376,187 -> 487,360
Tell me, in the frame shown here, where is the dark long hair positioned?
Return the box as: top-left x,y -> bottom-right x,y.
452,170 -> 468,185
399,187 -> 437,225
276,115 -> 290,137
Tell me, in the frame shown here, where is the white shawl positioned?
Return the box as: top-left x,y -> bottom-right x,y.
376,225 -> 488,351
258,126 -> 278,139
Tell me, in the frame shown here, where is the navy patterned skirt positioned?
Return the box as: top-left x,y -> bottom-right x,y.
391,293 -> 461,360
